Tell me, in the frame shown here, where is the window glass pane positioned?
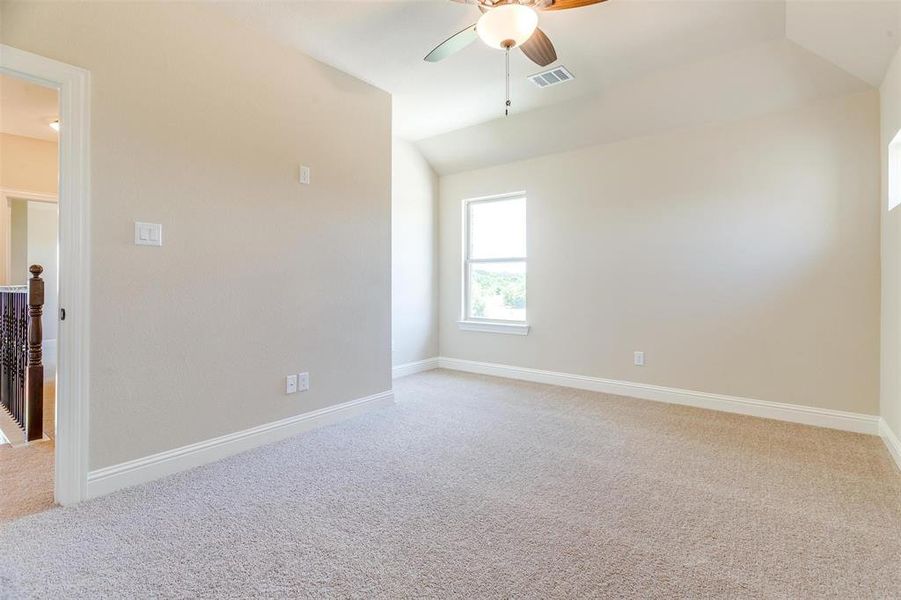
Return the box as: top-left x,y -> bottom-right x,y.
470,198 -> 526,259
468,261 -> 526,321
890,130 -> 901,210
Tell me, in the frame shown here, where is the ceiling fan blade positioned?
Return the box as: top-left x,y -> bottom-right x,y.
519,28 -> 557,66
424,24 -> 478,62
542,0 -> 608,10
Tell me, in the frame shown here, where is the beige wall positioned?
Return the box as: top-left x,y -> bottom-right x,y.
881,44 -> 901,441
0,132 -> 58,195
8,198 -> 26,282
25,201 -> 58,342
440,91 -> 881,414
7,199 -> 59,364
392,138 -> 438,366
1,1 -> 392,469
0,133 -> 58,287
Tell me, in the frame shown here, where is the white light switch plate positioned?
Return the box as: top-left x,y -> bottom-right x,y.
299,165 -> 311,185
134,222 -> 162,246
286,374 -> 298,394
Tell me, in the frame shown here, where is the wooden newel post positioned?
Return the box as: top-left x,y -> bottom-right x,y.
25,264 -> 44,442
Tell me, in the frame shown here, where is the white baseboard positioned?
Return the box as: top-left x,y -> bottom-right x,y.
393,357 -> 439,379
438,357 -> 880,435
86,390 -> 394,499
879,418 -> 901,471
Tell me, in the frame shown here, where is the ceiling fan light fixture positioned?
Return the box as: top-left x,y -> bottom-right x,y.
476,4 -> 538,50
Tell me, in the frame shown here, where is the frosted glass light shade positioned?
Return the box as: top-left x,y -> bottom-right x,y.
476,4 -> 538,50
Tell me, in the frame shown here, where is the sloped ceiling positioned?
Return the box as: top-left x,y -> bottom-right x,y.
217,0 -> 786,140
217,0 -> 901,175
785,0 -> 900,86
416,39 -> 872,174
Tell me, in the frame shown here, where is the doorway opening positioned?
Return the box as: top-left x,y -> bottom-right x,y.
0,73 -> 60,522
1,45 -> 90,512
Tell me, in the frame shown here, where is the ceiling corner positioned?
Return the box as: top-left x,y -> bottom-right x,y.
785,0 -> 900,87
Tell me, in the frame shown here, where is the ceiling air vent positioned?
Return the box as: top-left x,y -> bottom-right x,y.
528,66 -> 574,88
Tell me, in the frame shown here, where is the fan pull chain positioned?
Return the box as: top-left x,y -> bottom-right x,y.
505,46 -> 511,116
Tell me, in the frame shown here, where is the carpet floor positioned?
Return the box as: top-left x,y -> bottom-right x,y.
0,442 -> 54,526
0,380 -> 57,524
0,370 -> 899,598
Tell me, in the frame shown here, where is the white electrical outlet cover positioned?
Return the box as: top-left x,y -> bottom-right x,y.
298,372 -> 310,392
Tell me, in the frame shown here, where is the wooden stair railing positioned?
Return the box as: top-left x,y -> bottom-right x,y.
0,265 -> 45,442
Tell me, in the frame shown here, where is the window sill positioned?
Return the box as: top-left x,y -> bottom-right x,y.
457,321 -> 530,336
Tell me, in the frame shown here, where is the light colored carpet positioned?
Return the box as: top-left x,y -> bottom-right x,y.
0,441 -> 54,526
0,380 -> 56,525
0,370 -> 899,598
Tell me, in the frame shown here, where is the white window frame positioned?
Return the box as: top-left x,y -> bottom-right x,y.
890,128 -> 901,211
458,192 -> 530,335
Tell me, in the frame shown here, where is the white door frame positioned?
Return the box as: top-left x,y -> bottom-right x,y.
1,45 -> 91,505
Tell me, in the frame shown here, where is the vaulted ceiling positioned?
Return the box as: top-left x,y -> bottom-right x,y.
219,0 -> 899,174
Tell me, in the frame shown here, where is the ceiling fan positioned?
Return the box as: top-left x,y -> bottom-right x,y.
424,0 -> 608,68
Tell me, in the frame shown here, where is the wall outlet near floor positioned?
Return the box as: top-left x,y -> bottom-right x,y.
298,372 -> 310,392
633,351 -> 645,366
286,374 -> 298,394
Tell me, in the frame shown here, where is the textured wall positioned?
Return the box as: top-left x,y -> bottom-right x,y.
880,44 -> 901,442
1,1 -> 392,469
439,91 -> 880,414
392,139 -> 438,366
0,133 -> 57,194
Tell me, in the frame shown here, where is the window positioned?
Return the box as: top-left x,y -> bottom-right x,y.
460,194 -> 529,335
890,129 -> 901,211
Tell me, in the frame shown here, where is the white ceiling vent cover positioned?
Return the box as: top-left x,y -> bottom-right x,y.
528,66 -> 574,88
